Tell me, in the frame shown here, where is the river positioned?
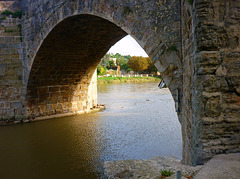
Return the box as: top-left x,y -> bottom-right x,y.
0,82 -> 182,179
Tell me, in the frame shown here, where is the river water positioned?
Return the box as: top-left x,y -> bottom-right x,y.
0,82 -> 182,179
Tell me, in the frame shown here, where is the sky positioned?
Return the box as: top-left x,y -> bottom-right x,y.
107,35 -> 148,57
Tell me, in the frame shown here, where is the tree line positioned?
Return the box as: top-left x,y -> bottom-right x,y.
97,53 -> 157,75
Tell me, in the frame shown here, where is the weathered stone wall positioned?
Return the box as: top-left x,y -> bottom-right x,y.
0,8 -> 25,120
27,70 -> 97,117
180,0 -> 240,165
193,0 -> 240,164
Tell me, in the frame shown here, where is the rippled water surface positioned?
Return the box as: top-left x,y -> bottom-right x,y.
0,82 -> 182,179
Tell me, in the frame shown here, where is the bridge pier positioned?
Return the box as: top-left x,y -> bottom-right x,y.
180,0 -> 240,165
26,71 -> 97,118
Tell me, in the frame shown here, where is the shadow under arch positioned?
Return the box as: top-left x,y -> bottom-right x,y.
27,14 -> 128,117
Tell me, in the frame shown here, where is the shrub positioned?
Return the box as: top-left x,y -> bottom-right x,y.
4,29 -> 14,33
161,169 -> 173,178
1,10 -> 23,19
12,11 -> 23,18
1,10 -> 12,16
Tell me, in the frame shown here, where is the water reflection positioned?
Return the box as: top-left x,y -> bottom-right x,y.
0,116 -> 102,178
0,82 -> 181,178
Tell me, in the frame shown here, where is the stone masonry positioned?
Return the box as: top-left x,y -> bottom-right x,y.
0,0 -> 239,166
0,7 -> 25,120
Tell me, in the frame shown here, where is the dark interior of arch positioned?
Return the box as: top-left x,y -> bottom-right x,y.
27,14 -> 127,117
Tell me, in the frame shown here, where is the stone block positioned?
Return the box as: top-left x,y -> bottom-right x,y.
204,96 -> 221,118
225,77 -> 240,90
0,54 -> 11,59
195,23 -> 228,51
220,52 -> 240,77
47,96 -> 58,104
60,86 -> 69,91
10,102 -> 23,108
56,104 -> 63,112
49,86 -> 60,92
37,86 -> 49,93
195,75 -> 229,93
194,51 -> 221,75
223,93 -> 240,104
46,104 -> 53,114
0,66 -> 6,76
195,1 -> 214,23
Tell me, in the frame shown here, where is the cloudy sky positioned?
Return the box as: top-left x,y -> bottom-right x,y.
107,35 -> 148,57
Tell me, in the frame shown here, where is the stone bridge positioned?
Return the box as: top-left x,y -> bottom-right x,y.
0,0 -> 239,166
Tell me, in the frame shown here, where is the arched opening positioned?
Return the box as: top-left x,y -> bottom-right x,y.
24,14 -> 182,177
97,35 -> 182,160
27,14 -> 127,117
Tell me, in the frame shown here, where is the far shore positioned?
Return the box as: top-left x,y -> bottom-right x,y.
97,76 -> 161,84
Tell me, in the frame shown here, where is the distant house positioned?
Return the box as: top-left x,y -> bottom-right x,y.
110,58 -> 117,65
106,69 -> 116,76
107,65 -> 120,76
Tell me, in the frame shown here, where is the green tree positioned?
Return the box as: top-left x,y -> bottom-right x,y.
117,58 -> 128,70
113,53 -> 121,59
122,63 -> 132,72
107,60 -> 115,69
100,53 -> 133,72
124,55 -> 131,60
100,53 -> 111,68
128,56 -> 149,72
144,57 -> 157,73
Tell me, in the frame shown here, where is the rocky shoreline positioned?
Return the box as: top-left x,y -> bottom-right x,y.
0,104 -> 106,126
103,156 -> 202,179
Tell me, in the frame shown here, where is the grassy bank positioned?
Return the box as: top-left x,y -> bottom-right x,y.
97,76 -> 161,84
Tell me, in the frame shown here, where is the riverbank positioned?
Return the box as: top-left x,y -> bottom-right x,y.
104,153 -> 240,179
104,156 -> 202,179
0,104 -> 106,126
97,76 -> 161,84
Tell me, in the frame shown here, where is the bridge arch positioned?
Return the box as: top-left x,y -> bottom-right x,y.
27,14 -> 128,116
24,0 -> 184,161
26,11 -> 182,123
23,0 -> 182,96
